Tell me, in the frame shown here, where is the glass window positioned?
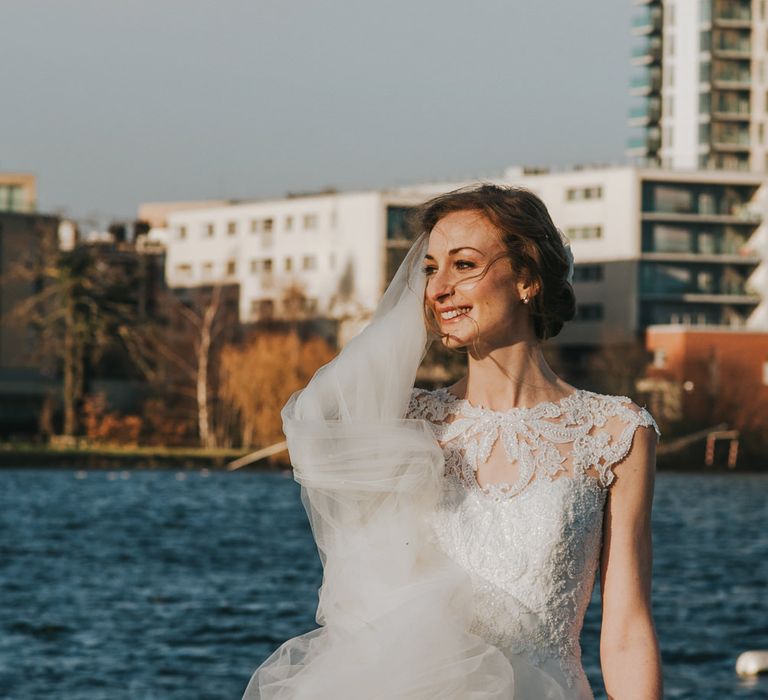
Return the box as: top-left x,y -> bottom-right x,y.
303,255 -> 317,270
700,61 -> 711,82
178,226 -> 187,240
700,30 -> 711,52
653,185 -> 694,213
227,221 -> 237,235
285,216 -> 293,231
386,206 -> 414,240
652,225 -> 692,253
251,219 -> 259,233
304,214 -> 318,230
285,257 -> 293,271
205,223 -> 215,237
226,260 -> 236,275
263,218 -> 274,232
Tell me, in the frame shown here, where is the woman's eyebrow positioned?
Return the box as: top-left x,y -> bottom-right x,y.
424,247 -> 483,260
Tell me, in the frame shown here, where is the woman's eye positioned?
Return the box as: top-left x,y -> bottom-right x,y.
422,265 -> 437,276
456,260 -> 476,270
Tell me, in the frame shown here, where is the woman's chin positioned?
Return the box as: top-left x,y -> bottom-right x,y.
440,333 -> 470,349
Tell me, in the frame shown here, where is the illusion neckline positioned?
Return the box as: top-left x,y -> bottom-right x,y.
436,386 -> 584,416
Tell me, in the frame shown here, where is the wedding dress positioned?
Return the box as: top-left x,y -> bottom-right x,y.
406,386 -> 660,699
242,233 -> 660,700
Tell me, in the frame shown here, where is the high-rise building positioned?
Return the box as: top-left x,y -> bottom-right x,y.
628,0 -> 768,172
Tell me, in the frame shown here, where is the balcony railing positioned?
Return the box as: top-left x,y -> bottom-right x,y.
632,38 -> 663,63
630,71 -> 662,92
632,8 -> 663,33
714,3 -> 752,22
713,36 -> 751,54
713,69 -> 751,85
629,101 -> 661,122
713,97 -> 750,115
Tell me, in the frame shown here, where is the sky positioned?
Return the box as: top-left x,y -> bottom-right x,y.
1,0 -> 634,224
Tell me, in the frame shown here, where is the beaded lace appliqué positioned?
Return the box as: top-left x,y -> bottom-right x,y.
406,386 -> 661,688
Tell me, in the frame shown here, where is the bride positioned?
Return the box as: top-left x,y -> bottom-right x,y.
243,184 -> 663,699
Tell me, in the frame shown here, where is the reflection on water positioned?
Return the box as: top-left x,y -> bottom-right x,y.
0,470 -> 766,699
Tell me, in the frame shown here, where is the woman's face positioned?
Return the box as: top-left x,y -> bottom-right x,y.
424,210 -> 532,350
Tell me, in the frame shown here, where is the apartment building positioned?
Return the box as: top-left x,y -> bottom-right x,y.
160,186 -> 452,325
158,166 -> 766,352
499,166 -> 766,347
628,0 -> 768,172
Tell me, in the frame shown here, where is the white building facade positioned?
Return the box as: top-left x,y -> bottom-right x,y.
161,188 -> 446,324
156,165 -> 767,347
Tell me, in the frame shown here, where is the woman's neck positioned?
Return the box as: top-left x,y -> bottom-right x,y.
451,340 -> 574,411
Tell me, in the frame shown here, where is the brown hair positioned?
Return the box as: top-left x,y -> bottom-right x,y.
412,183 -> 576,341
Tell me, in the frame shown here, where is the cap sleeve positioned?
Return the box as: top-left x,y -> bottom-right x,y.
588,397 -> 661,488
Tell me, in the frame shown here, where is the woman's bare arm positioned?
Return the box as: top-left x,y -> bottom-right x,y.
599,424 -> 663,700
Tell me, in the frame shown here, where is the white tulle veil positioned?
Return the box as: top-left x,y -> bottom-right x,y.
242,233 -> 566,700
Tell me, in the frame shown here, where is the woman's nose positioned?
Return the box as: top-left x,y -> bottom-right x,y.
426,269 -> 454,303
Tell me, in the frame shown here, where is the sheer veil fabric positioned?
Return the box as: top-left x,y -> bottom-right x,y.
242,234 -> 566,700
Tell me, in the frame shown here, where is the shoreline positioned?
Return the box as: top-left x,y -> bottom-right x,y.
0,443 -> 766,473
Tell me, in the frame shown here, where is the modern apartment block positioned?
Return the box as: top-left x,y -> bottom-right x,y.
157,166 -> 767,352
501,165 -> 765,347
628,0 -> 768,172
158,186 -> 450,325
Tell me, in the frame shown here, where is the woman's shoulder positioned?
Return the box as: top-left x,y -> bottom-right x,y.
575,388 -> 661,442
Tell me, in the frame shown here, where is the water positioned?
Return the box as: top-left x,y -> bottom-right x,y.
0,470 -> 766,700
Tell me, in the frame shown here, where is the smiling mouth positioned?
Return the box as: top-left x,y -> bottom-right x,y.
440,306 -> 471,321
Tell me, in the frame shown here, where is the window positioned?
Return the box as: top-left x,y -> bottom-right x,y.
303,213 -> 318,230
565,225 -> 603,241
250,259 -> 259,273
572,264 -> 604,282
202,261 -> 214,278
226,260 -> 236,276
699,61 -> 711,83
565,186 -> 603,201
251,219 -> 259,233
175,263 -> 192,279
205,223 -> 215,238
285,216 -> 293,231
653,349 -> 667,369
227,221 -> 237,235
760,123 -> 765,145
700,30 -> 711,52
263,218 -> 274,232
263,258 -> 273,272
302,255 -> 317,270
285,257 -> 293,271
574,304 -> 604,321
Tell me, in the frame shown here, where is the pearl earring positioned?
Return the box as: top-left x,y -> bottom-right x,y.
522,296 -> 529,304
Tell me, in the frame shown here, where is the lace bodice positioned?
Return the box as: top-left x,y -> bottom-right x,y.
407,386 -> 660,696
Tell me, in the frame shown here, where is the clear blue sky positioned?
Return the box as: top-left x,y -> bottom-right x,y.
1,0 -> 634,224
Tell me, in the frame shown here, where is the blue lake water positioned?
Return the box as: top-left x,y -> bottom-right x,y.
0,469 -> 766,699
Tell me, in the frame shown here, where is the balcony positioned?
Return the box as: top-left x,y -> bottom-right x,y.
713,2 -> 752,26
712,95 -> 751,120
712,69 -> 751,89
628,100 -> 661,126
631,8 -> 662,34
712,126 -> 750,151
712,29 -> 751,55
631,38 -> 663,65
630,70 -> 662,95
627,132 -> 662,156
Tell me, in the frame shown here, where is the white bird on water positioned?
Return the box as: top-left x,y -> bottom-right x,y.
736,651 -> 768,677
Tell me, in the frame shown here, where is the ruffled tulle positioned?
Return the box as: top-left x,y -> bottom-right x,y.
242,234 -> 567,699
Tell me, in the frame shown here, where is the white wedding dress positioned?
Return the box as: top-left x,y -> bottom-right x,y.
242,234 -> 661,700
406,386 -> 661,699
